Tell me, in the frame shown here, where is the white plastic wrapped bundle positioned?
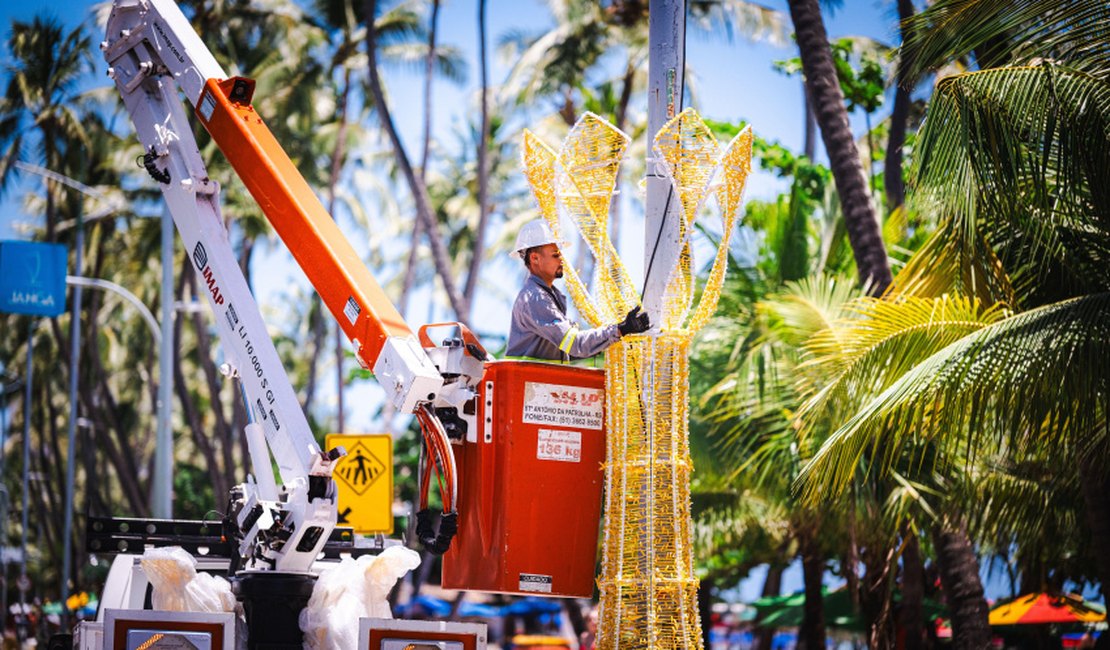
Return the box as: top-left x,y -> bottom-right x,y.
140,547 -> 238,614
299,546 -> 421,650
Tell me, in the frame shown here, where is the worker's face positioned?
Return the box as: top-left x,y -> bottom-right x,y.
529,244 -> 563,285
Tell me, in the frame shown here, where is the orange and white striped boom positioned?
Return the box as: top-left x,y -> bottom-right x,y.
103,0 -> 442,573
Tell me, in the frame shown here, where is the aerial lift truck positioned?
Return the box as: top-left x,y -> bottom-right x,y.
86,0 -> 612,647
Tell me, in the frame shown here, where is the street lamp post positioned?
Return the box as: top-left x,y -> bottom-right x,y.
155,206 -> 174,517
642,0 -> 686,320
60,204 -> 83,627
20,318 -> 32,629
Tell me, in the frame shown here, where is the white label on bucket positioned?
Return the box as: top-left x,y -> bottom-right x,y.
522,382 -> 603,430
537,429 -> 582,463
519,573 -> 553,593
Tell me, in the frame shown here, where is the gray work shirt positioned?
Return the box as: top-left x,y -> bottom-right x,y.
506,273 -> 620,361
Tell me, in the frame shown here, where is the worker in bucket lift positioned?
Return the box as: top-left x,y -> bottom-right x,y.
507,219 -> 651,362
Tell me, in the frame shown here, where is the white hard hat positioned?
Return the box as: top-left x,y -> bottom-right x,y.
511,219 -> 562,259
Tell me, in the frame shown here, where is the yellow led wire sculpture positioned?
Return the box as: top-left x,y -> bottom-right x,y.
522,109 -> 752,650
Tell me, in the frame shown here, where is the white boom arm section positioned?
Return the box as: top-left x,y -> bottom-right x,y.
103,0 -> 342,573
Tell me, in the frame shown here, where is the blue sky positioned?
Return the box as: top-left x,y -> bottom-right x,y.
7,0 -> 1080,606
1,0 -> 898,237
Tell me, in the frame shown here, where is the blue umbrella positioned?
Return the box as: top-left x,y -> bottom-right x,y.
501,597 -> 563,616
459,601 -> 503,618
407,595 -> 451,617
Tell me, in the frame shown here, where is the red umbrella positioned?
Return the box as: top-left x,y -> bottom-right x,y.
989,593 -> 1106,625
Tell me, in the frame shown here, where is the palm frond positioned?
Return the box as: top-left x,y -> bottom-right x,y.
796,292 -> 1110,503
901,0 -> 1110,84
691,486 -> 791,564
764,183 -> 814,285
758,274 -> 862,349
910,64 -> 1110,305
703,393 -> 798,487
797,294 -> 1010,429
968,454 -> 1081,548
888,222 -> 1015,307
686,0 -> 791,48
377,43 -> 467,84
759,275 -> 870,354
498,23 -> 574,104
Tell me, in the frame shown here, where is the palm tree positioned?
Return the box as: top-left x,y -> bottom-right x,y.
366,0 -> 470,323
0,15 -> 170,597
691,121 -> 881,643
796,294 -> 1016,647
398,0 -> 440,320
464,0 -> 490,316
883,0 -> 915,212
0,15 -> 90,241
785,0 -> 892,294
696,118 -> 964,645
307,0 -> 463,424
701,275 -> 864,650
795,2 -> 1110,640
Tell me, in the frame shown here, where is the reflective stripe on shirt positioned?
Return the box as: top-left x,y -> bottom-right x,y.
558,327 -> 579,354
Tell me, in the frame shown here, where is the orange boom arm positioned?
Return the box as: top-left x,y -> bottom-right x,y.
196,77 -> 409,368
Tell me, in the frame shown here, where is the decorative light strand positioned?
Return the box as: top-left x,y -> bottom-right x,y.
520,110 -> 753,650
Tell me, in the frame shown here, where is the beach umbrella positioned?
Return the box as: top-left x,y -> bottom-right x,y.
501,597 -> 563,616
755,588 -> 948,630
458,601 -> 502,618
989,593 -> 1106,625
752,587 -> 827,610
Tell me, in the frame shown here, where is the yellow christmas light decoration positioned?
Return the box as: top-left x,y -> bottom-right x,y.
522,109 -> 752,650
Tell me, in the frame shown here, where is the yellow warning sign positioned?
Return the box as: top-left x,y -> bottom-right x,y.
325,434 -> 393,534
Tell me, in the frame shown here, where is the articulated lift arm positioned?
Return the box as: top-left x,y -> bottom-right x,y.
102,0 -> 445,572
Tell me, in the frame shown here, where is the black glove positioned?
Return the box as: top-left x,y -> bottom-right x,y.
618,306 -> 651,336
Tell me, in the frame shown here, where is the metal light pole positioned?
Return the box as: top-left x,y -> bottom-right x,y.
20,318 -> 33,629
61,205 -> 83,627
0,373 -> 21,633
154,207 -> 174,518
642,0 -> 686,318
64,277 -> 162,343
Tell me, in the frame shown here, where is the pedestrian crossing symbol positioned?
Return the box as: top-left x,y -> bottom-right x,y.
336,442 -> 387,495
326,434 -> 393,534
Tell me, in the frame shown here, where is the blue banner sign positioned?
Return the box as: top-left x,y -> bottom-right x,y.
0,241 -> 68,317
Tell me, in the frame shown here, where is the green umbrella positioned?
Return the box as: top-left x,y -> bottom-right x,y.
759,589 -> 861,630
751,587 -> 828,611
753,588 -> 948,630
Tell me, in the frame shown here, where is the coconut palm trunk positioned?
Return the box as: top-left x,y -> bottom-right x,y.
800,528 -> 826,650
885,0 -> 914,211
462,0 -> 490,316
398,0 -> 440,318
900,531 -> 926,650
931,516 -> 991,650
755,565 -> 784,650
803,84 -> 817,160
366,0 -> 469,323
786,0 -> 891,294
1079,453 -> 1110,613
